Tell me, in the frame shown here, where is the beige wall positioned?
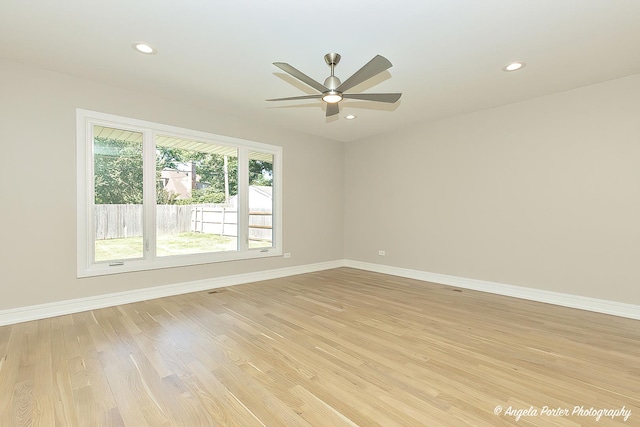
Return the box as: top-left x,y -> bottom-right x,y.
2,57 -> 638,311
0,60 -> 345,310
345,74 -> 640,305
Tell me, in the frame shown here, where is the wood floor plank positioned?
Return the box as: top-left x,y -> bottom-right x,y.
0,324 -> 25,426
0,268 -> 638,426
50,316 -> 80,427
32,319 -> 56,426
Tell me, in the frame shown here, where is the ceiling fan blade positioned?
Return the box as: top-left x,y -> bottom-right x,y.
266,94 -> 323,101
273,62 -> 328,93
326,102 -> 339,117
336,55 -> 393,93
342,93 -> 402,103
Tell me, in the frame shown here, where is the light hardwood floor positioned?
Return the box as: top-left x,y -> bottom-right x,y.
0,268 -> 638,426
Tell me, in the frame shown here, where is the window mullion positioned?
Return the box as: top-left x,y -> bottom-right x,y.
79,117 -> 94,272
237,146 -> 249,252
143,130 -> 157,261
272,151 -> 281,249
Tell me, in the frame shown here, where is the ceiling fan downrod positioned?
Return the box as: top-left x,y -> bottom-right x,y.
323,53 -> 342,99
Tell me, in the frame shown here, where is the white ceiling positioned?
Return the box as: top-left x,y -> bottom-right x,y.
1,0 -> 639,142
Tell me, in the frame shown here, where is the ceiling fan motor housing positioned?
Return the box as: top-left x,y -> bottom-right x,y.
323,75 -> 341,90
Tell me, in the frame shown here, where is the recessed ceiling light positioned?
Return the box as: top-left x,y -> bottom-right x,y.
132,42 -> 157,55
503,61 -> 526,72
345,114 -> 357,120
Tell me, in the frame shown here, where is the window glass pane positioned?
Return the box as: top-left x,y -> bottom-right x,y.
79,110 -> 282,277
156,136 -> 238,256
93,126 -> 144,262
248,151 -> 274,249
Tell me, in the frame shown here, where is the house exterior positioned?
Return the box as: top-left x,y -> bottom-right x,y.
159,166 -> 208,200
160,169 -> 193,200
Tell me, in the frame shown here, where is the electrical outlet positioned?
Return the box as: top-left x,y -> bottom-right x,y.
378,250 -> 386,256
284,253 -> 291,258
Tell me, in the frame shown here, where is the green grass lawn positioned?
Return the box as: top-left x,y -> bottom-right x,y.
95,232 -> 268,261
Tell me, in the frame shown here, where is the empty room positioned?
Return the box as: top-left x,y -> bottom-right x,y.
0,0 -> 639,426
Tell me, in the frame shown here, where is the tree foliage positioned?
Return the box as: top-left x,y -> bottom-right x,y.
249,159 -> 273,186
94,138 -> 143,204
176,188 -> 226,204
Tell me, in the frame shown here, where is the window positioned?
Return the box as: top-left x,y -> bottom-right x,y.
77,109 -> 282,277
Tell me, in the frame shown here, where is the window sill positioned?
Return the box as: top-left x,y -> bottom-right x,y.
77,247 -> 282,278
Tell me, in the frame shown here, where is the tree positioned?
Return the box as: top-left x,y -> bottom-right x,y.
195,154 -> 239,195
249,159 -> 273,186
156,146 -> 188,170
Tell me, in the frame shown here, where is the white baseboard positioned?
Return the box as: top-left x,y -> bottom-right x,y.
3,259 -> 639,326
0,260 -> 345,326
344,260 -> 640,320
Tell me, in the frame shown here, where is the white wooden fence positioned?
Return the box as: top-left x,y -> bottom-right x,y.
95,204 -> 146,239
94,204 -> 271,241
191,205 -> 238,237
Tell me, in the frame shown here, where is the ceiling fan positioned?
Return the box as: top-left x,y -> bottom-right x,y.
267,53 -> 402,117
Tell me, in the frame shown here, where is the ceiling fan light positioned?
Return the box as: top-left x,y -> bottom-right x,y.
322,92 -> 343,103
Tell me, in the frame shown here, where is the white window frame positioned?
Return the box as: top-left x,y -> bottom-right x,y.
76,109 -> 282,278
